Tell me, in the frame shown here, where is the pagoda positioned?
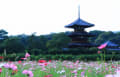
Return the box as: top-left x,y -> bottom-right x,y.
65,6 -> 96,48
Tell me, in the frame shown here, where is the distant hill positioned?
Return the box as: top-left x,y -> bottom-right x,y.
113,31 -> 120,33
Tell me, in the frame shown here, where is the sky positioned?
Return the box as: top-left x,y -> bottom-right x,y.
0,0 -> 120,35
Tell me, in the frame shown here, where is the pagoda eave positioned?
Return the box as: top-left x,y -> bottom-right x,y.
68,43 -> 97,48
65,24 -> 94,28
67,32 -> 95,37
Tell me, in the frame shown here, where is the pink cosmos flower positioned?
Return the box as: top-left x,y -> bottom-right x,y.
116,70 -> 120,76
105,75 -> 113,77
97,51 -> 101,54
105,70 -> 120,77
76,60 -> 79,63
81,72 -> 85,77
9,64 -> 17,70
9,64 -> 15,68
21,58 -> 27,60
0,68 -> 2,73
25,53 -> 30,58
44,74 -> 52,77
3,63 -> 18,75
22,70 -> 33,77
3,63 -> 10,68
12,66 -> 17,70
71,70 -> 77,74
38,63 -> 45,66
18,60 -> 22,64
22,70 -> 28,74
49,60 -> 51,62
28,71 -> 33,77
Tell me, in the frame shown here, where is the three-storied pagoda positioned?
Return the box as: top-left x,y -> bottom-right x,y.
65,6 -> 96,48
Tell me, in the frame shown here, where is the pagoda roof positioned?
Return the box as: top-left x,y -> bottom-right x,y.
67,32 -> 95,37
103,41 -> 120,50
107,48 -> 120,50
103,41 -> 119,47
65,18 -> 94,28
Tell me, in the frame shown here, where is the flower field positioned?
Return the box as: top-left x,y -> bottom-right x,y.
0,59 -> 120,77
0,43 -> 119,77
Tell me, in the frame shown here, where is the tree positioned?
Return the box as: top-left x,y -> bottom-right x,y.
95,31 -> 115,44
27,33 -> 48,54
110,33 -> 120,45
0,29 -> 8,53
0,29 -> 8,40
89,30 -> 104,43
3,37 -> 25,53
38,35 -> 48,51
46,32 -> 71,54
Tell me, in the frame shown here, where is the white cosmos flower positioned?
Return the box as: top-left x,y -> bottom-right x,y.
57,70 -> 65,74
0,63 -> 5,68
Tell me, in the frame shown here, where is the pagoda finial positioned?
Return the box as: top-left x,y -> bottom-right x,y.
78,5 -> 80,19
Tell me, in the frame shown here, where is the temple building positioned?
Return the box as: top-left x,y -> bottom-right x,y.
102,41 -> 120,50
65,6 -> 96,48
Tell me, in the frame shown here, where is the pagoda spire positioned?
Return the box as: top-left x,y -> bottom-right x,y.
78,5 -> 80,19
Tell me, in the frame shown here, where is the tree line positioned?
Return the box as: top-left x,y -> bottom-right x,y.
0,29 -> 120,55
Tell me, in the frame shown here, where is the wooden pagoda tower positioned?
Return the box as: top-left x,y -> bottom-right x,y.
65,6 -> 96,48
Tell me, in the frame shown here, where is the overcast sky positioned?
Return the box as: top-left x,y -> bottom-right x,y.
0,0 -> 120,35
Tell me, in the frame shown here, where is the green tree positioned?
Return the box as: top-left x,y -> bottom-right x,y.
89,30 -> 104,43
0,29 -> 8,40
3,37 -> 25,53
0,29 -> 8,53
95,31 -> 115,44
27,34 -> 48,54
46,32 -> 71,54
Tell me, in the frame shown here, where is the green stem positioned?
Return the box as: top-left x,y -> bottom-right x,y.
103,49 -> 106,62
100,52 -> 103,62
103,49 -> 106,75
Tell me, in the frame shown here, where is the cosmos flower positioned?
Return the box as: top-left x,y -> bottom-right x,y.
25,53 -> 30,58
11,65 -> 17,70
105,70 -> 120,77
21,58 -> 27,60
0,56 -> 4,59
49,60 -> 52,62
3,63 -> 10,68
57,69 -> 65,74
0,68 -> 2,73
44,74 -> 52,77
38,60 -> 46,63
18,60 -> 22,64
22,70 -> 28,74
22,70 -> 33,77
97,51 -> 101,54
81,72 -> 85,77
28,71 -> 33,77
3,63 -> 17,70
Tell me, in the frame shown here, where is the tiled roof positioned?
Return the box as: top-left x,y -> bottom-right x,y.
65,18 -> 94,28
104,41 -> 118,47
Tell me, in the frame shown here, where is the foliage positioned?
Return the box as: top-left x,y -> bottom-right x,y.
0,29 -> 119,60
3,37 -> 25,53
